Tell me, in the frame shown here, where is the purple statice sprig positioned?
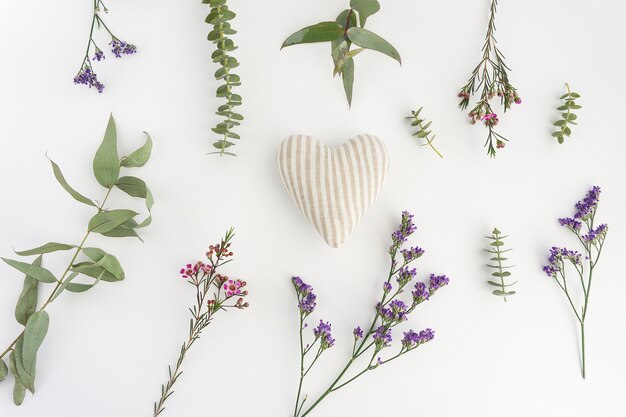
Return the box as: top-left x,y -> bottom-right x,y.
154,228 -> 249,417
291,211 -> 450,417
542,186 -> 608,379
74,0 -> 137,93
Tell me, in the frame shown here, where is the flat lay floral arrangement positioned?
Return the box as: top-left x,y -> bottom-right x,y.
0,0 -> 621,416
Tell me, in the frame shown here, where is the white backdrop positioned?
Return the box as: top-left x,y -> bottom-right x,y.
1,1 -> 625,416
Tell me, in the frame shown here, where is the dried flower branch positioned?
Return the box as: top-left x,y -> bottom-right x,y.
0,115 -> 153,405
485,228 -> 516,301
542,186 -> 607,378
204,0 -> 244,156
152,228 -> 249,416
406,107 -> 443,158
458,0 -> 520,157
281,0 -> 400,107
552,83 -> 581,144
74,0 -> 137,93
291,211 -> 449,417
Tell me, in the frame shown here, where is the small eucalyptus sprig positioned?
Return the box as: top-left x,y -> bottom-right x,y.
204,0 -> 243,156
406,108 -> 443,158
484,228 -> 516,301
542,186 -> 607,378
291,212 -> 449,417
458,0 -> 520,157
552,83 -> 581,144
281,0 -> 401,106
152,229 -> 249,417
0,114 -> 153,405
74,0 -> 137,93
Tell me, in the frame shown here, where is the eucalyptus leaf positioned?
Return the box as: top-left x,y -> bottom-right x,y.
82,248 -> 125,280
350,0 -> 380,27
50,272 -> 79,302
136,186 -> 153,228
15,256 -> 42,326
20,311 -> 49,392
282,22 -> 344,48
48,158 -> 96,207
93,114 -> 120,188
121,132 -> 152,167
88,210 -> 138,234
2,258 -> 56,284
342,56 -> 355,107
15,242 -> 75,256
0,358 -> 8,382
115,176 -> 147,198
101,225 -> 142,241
8,353 -> 25,405
346,27 -> 401,64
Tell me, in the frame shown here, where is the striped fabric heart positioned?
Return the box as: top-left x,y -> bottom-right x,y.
276,134 -> 389,248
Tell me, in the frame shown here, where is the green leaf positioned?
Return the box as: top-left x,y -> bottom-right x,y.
350,0 -> 380,27
281,22 -> 344,48
82,248 -> 125,280
115,176 -> 147,198
15,256 -> 42,326
8,352 -> 25,405
121,132 -> 152,167
557,105 -> 569,111
88,210 -> 137,234
50,272 -> 79,301
570,92 -> 581,98
342,56 -> 355,107
346,27 -> 401,64
551,131 -> 563,137
553,119 -> 567,127
0,358 -> 7,382
48,158 -> 96,207
2,258 -> 56,283
20,311 -> 49,392
563,126 -> 572,136
136,186 -> 153,228
93,114 -> 120,188
71,261 -> 116,283
15,242 -> 75,256
492,290 -> 516,297
101,224 -> 142,241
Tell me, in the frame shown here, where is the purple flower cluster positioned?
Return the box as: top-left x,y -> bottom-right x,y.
429,274 -> 450,293
73,66 -> 105,93
353,326 -> 363,339
382,282 -> 392,293
412,281 -> 429,304
378,300 -> 408,324
390,211 -> 417,251
582,224 -> 608,243
93,49 -> 105,61
110,39 -> 137,58
401,246 -> 425,263
401,328 -> 435,349
293,276 -> 316,315
558,217 -> 582,232
574,186 -> 601,220
396,266 -> 417,286
543,247 -> 582,277
313,320 -> 335,349
372,326 -> 392,350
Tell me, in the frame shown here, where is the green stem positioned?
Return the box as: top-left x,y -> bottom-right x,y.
0,187 -> 113,361
580,321 -> 586,379
293,314 -> 305,417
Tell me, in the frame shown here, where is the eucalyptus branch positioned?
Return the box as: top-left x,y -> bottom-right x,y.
458,0 -> 520,157
552,83 -> 582,143
406,107 -> 443,158
204,0 -> 244,156
0,115 -> 154,405
484,227 -> 516,301
152,229 -> 249,416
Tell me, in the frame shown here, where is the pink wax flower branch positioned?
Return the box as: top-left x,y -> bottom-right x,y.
152,228 -> 248,416
458,0 -> 521,157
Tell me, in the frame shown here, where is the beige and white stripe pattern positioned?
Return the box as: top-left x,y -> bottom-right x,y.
276,134 -> 389,248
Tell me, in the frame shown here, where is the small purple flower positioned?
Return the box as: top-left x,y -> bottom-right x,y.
582,224 -> 608,243
372,326 -> 392,350
110,39 -> 137,58
313,320 -> 335,349
428,274 -> 450,294
412,281 -> 429,304
574,186 -> 601,220
396,266 -> 417,286
292,276 -> 313,295
559,217 -> 582,232
402,328 -> 435,349
377,300 -> 407,324
383,282 -> 392,293
92,48 -> 105,61
353,326 -> 363,339
292,277 -> 316,314
390,211 -> 417,251
73,66 -> 105,93
401,246 -> 425,263
543,247 -> 582,277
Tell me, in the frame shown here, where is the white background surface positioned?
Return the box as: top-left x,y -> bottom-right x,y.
1,1 -> 625,416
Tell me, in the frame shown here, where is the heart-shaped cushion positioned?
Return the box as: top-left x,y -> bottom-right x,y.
276,134 -> 389,248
